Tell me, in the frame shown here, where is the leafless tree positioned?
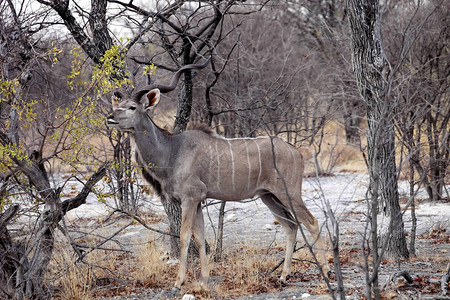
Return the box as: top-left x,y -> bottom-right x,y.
388,0 -> 449,204
347,0 -> 410,297
282,0 -> 364,146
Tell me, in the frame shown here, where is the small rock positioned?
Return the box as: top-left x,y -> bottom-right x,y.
182,294 -> 196,300
264,224 -> 272,231
301,293 -> 311,299
166,258 -> 179,265
225,213 -> 238,222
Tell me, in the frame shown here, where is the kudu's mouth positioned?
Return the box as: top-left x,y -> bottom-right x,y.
106,114 -> 119,126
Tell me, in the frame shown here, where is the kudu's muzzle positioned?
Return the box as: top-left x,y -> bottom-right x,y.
106,114 -> 118,126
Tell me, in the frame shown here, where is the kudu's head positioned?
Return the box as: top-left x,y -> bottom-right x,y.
106,57 -> 210,132
106,89 -> 160,132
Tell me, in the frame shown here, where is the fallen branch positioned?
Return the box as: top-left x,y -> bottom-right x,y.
268,243 -> 307,275
383,270 -> 414,289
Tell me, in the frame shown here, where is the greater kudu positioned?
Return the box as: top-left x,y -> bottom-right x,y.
106,59 -> 329,289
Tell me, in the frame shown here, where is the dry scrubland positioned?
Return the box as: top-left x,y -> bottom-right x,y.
42,122 -> 449,300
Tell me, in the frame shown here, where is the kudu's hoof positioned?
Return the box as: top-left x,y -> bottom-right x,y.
279,274 -> 290,286
199,279 -> 210,290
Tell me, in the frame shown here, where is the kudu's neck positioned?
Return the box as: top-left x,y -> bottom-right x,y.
132,113 -> 177,168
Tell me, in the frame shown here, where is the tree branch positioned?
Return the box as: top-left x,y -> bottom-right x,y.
114,208 -> 179,238
61,162 -> 108,214
0,204 -> 19,230
36,0 -> 101,63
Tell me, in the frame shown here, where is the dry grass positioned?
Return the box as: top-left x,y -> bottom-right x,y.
125,239 -> 287,298
47,233 -> 138,299
132,239 -> 176,287
212,244 -> 280,296
45,216 -> 450,299
47,242 -> 94,300
48,238 -> 293,299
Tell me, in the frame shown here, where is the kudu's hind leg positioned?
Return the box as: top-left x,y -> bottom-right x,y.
260,193 -> 298,284
268,192 -> 330,280
289,199 -> 330,277
192,203 -> 209,287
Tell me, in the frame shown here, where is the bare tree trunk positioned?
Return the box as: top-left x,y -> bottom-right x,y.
160,196 -> 183,257
173,71 -> 194,134
89,0 -> 112,57
348,0 -> 409,297
173,39 -> 194,134
369,178 -> 381,299
347,0 -> 409,259
214,201 -> 226,262
409,161 -> 417,256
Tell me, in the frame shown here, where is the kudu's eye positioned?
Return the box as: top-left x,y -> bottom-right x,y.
129,106 -> 137,110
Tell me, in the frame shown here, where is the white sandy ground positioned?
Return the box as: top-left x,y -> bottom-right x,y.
61,172 -> 449,250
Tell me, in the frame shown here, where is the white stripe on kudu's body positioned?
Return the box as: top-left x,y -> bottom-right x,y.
106,60 -> 330,290
245,140 -> 251,190
214,140 -> 221,192
252,139 -> 263,186
226,140 -> 236,191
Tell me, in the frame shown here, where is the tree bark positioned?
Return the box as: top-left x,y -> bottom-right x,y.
173,40 -> 194,134
214,201 -> 226,262
347,1 -> 409,297
166,40 -> 194,257
160,196 -> 183,257
173,71 -> 194,134
0,205 -> 25,299
89,0 -> 112,57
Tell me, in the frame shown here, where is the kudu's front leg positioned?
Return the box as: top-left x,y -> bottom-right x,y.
175,201 -> 209,289
175,202 -> 197,289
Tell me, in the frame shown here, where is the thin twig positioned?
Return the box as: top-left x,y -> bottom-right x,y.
268,243 -> 307,275
113,208 -> 179,238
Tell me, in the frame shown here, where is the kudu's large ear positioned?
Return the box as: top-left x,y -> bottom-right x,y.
112,91 -> 122,110
112,96 -> 119,110
144,89 -> 161,110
